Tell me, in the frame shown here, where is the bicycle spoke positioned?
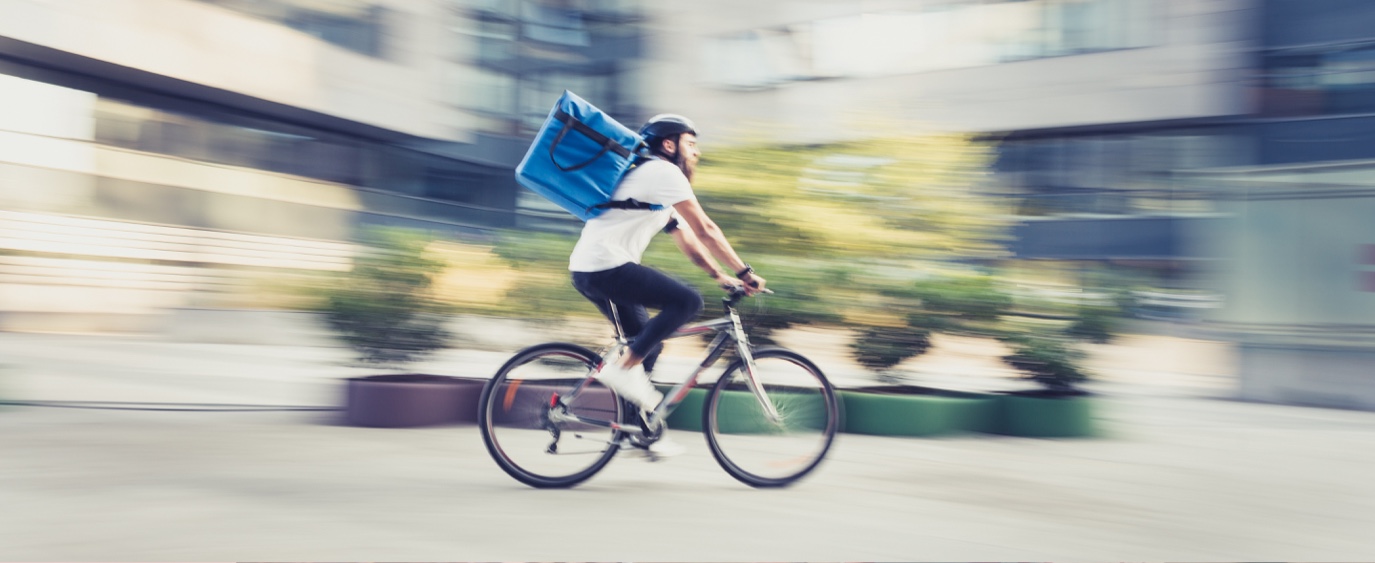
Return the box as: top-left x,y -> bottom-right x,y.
479,343 -> 625,488
704,348 -> 839,488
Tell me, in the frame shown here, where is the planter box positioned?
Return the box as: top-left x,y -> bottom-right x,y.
839,386 -> 999,436
663,386 -> 708,432
991,391 -> 1096,438
344,374 -> 486,428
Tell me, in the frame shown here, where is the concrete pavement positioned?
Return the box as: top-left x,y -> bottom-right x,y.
1,327 -> 1373,561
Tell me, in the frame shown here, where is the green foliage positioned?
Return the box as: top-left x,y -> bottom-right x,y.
489,230 -> 588,321
1067,305 -> 1119,344
999,334 -> 1090,392
908,275 -> 1012,323
873,274 -> 1106,391
490,229 -> 577,269
321,228 -> 452,365
693,135 -> 1010,262
643,239 -> 848,346
718,259 -> 848,345
687,134 -> 1016,372
850,325 -> 932,373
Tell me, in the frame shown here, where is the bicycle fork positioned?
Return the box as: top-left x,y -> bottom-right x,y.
730,313 -> 783,424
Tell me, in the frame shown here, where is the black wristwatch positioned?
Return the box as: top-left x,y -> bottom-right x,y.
735,264 -> 754,279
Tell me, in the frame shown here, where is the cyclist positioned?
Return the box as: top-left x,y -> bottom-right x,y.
569,114 -> 766,454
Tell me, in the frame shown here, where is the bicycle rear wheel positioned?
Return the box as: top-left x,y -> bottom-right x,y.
703,347 -> 839,488
478,342 -> 625,488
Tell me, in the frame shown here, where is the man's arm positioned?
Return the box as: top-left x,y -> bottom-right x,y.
671,199 -> 767,293
669,221 -> 740,290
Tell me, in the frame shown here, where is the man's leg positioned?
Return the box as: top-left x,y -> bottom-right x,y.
593,264 -> 703,363
612,303 -> 666,374
590,265 -> 697,456
572,271 -> 668,373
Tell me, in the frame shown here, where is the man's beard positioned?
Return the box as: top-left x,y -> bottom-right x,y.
672,150 -> 696,183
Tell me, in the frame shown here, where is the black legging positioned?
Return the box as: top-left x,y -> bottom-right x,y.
572,263 -> 704,373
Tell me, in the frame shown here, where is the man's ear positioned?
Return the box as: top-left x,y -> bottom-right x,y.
661,137 -> 678,157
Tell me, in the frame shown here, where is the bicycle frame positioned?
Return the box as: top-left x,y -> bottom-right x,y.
545,295 -> 781,439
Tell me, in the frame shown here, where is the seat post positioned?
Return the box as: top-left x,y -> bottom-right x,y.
606,300 -> 628,342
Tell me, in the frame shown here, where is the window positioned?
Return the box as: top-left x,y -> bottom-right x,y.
447,0 -> 647,134
93,98 -> 365,186
703,26 -> 814,89
451,67 -> 517,115
518,71 -> 617,131
522,2 -> 590,46
195,0 -> 392,58
998,131 -> 1238,216
705,0 -> 1156,89
1262,43 -> 1375,116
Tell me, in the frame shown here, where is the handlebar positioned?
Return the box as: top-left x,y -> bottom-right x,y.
722,286 -> 773,309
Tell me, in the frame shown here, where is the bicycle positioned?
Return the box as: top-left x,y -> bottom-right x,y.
477,289 -> 840,489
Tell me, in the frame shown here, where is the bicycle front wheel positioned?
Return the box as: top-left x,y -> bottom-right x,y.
703,347 -> 839,488
478,342 -> 625,488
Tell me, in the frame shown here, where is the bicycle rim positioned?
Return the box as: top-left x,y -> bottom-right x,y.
478,343 -> 623,488
704,348 -> 839,488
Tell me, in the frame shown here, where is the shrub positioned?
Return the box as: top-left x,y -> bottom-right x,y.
999,334 -> 1089,392
321,228 -> 452,365
910,275 -> 1011,322
488,230 -> 588,321
850,325 -> 932,376
1066,305 -> 1119,344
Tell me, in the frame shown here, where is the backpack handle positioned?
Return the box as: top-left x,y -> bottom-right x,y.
549,109 -> 633,172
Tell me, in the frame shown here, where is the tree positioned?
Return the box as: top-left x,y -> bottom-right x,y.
674,132 -> 1014,349
319,228 -> 452,365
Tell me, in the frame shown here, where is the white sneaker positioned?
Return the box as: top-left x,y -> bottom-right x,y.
594,362 -> 663,411
620,432 -> 686,460
647,434 -> 685,458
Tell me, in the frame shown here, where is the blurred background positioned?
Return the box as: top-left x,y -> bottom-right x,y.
2,0 -> 1375,409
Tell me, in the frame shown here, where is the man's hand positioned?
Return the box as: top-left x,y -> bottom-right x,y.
715,272 -> 743,293
739,272 -> 767,295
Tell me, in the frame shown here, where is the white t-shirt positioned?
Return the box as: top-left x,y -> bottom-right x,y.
569,158 -> 695,272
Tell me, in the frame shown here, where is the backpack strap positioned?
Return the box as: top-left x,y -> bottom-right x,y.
590,198 -> 663,212
585,154 -> 664,214
548,109 -> 634,172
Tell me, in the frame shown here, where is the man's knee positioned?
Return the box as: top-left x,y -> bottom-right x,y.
679,290 -> 704,319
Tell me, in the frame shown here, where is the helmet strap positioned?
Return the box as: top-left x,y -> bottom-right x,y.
650,135 -> 678,160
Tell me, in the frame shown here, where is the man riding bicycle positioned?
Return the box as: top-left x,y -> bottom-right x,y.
568,114 -> 767,454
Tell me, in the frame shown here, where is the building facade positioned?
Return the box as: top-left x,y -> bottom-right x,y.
0,0 -> 650,330
643,0 -> 1375,408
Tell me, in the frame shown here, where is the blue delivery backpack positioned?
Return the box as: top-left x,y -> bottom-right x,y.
515,91 -> 663,221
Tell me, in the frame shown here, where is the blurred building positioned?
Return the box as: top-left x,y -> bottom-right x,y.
1184,0 -> 1375,409
645,0 -> 1375,409
648,0 -> 1252,288
0,0 -> 650,331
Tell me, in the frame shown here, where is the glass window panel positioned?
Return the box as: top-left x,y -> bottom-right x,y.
452,67 -> 516,115
720,0 -> 1156,89
193,0 -> 389,58
522,2 -> 590,46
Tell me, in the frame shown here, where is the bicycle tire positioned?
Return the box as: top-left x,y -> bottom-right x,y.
703,347 -> 839,488
478,342 -> 625,488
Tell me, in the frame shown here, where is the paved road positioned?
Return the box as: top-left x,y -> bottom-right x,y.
2,332 -> 1373,560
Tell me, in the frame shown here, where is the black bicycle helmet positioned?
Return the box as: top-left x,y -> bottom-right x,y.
638,113 -> 697,145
